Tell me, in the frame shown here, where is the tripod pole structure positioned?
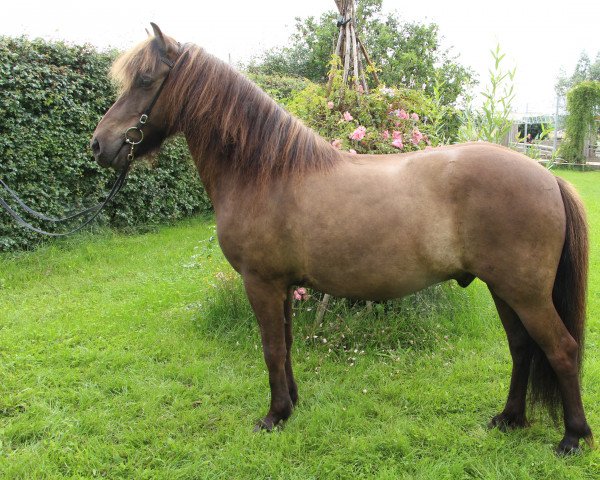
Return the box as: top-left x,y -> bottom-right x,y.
327,0 -> 378,95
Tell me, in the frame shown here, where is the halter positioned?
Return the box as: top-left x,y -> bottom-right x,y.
123,53 -> 177,164
0,47 -> 179,237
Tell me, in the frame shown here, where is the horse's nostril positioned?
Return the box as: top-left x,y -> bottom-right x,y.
91,137 -> 100,155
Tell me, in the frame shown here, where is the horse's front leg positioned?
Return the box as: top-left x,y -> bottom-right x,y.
244,276 -> 293,431
283,288 -> 298,406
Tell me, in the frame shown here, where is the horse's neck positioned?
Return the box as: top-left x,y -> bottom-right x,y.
174,50 -> 337,207
184,133 -> 231,205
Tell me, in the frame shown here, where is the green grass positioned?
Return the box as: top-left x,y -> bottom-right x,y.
1,171 -> 600,479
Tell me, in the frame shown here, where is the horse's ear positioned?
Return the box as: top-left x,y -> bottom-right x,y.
150,22 -> 167,52
145,28 -> 151,38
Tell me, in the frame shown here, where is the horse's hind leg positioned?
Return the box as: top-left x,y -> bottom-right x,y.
489,290 -> 532,430
283,289 -> 298,406
511,299 -> 592,453
244,276 -> 293,431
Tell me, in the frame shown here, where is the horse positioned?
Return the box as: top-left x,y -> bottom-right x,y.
91,23 -> 593,453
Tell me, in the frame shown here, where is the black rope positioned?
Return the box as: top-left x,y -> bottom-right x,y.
0,166 -> 128,237
0,177 -> 108,223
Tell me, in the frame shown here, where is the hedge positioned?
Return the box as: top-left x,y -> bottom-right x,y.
0,36 -> 212,251
559,80 -> 600,163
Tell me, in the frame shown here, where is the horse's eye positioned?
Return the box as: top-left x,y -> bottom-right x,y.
138,75 -> 153,88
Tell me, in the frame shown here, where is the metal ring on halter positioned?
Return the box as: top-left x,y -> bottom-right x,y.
125,126 -> 144,145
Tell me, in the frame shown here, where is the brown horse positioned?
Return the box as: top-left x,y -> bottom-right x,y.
91,24 -> 593,453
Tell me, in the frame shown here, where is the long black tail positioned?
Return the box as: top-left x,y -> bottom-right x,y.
529,176 -> 588,417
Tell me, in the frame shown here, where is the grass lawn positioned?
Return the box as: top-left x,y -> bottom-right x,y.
1,170 -> 600,479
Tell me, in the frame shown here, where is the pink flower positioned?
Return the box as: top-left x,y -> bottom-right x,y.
357,84 -> 364,93
293,287 -> 308,301
397,109 -> 409,120
348,149 -> 357,154
381,130 -> 390,139
391,138 -> 404,149
392,130 -> 402,140
349,126 -> 366,141
331,139 -> 342,149
411,112 -> 419,121
327,101 -> 334,109
343,111 -> 353,122
411,128 -> 423,145
425,146 -> 433,150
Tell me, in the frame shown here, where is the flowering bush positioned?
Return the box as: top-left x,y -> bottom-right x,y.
286,80 -> 443,155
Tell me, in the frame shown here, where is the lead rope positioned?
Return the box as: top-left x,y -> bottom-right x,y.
0,166 -> 129,237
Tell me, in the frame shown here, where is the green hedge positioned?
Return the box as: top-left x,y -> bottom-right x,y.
0,36 -> 211,251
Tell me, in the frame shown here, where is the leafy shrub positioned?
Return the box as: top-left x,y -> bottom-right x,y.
286,66 -> 451,154
246,73 -> 311,106
458,45 -> 515,144
0,36 -> 211,251
559,80 -> 600,163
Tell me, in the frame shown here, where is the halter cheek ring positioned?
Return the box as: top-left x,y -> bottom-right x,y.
125,126 -> 144,145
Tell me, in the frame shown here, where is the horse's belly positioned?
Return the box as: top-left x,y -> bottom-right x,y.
307,274 -> 446,301
303,245 -> 455,301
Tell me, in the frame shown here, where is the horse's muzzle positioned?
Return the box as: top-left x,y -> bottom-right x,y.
90,136 -> 127,170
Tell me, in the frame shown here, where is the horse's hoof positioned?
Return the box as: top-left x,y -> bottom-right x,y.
488,412 -> 528,432
556,438 -> 581,456
253,416 -> 282,432
253,419 -> 273,432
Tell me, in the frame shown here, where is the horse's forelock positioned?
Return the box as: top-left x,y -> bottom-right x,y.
109,38 -> 164,93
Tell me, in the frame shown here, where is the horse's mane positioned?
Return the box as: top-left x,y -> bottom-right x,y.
113,41 -> 342,187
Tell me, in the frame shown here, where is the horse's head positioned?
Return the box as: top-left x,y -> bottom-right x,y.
91,23 -> 180,171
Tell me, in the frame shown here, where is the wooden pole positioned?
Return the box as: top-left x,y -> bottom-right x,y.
342,20 -> 351,86
350,23 -> 360,90
357,35 -> 380,86
358,50 -> 369,94
326,27 -> 345,94
315,294 -> 331,326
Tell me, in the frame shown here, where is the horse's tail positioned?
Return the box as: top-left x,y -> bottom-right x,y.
529,176 -> 589,417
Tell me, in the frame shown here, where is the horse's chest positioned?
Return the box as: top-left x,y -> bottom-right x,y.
216,216 -> 298,276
